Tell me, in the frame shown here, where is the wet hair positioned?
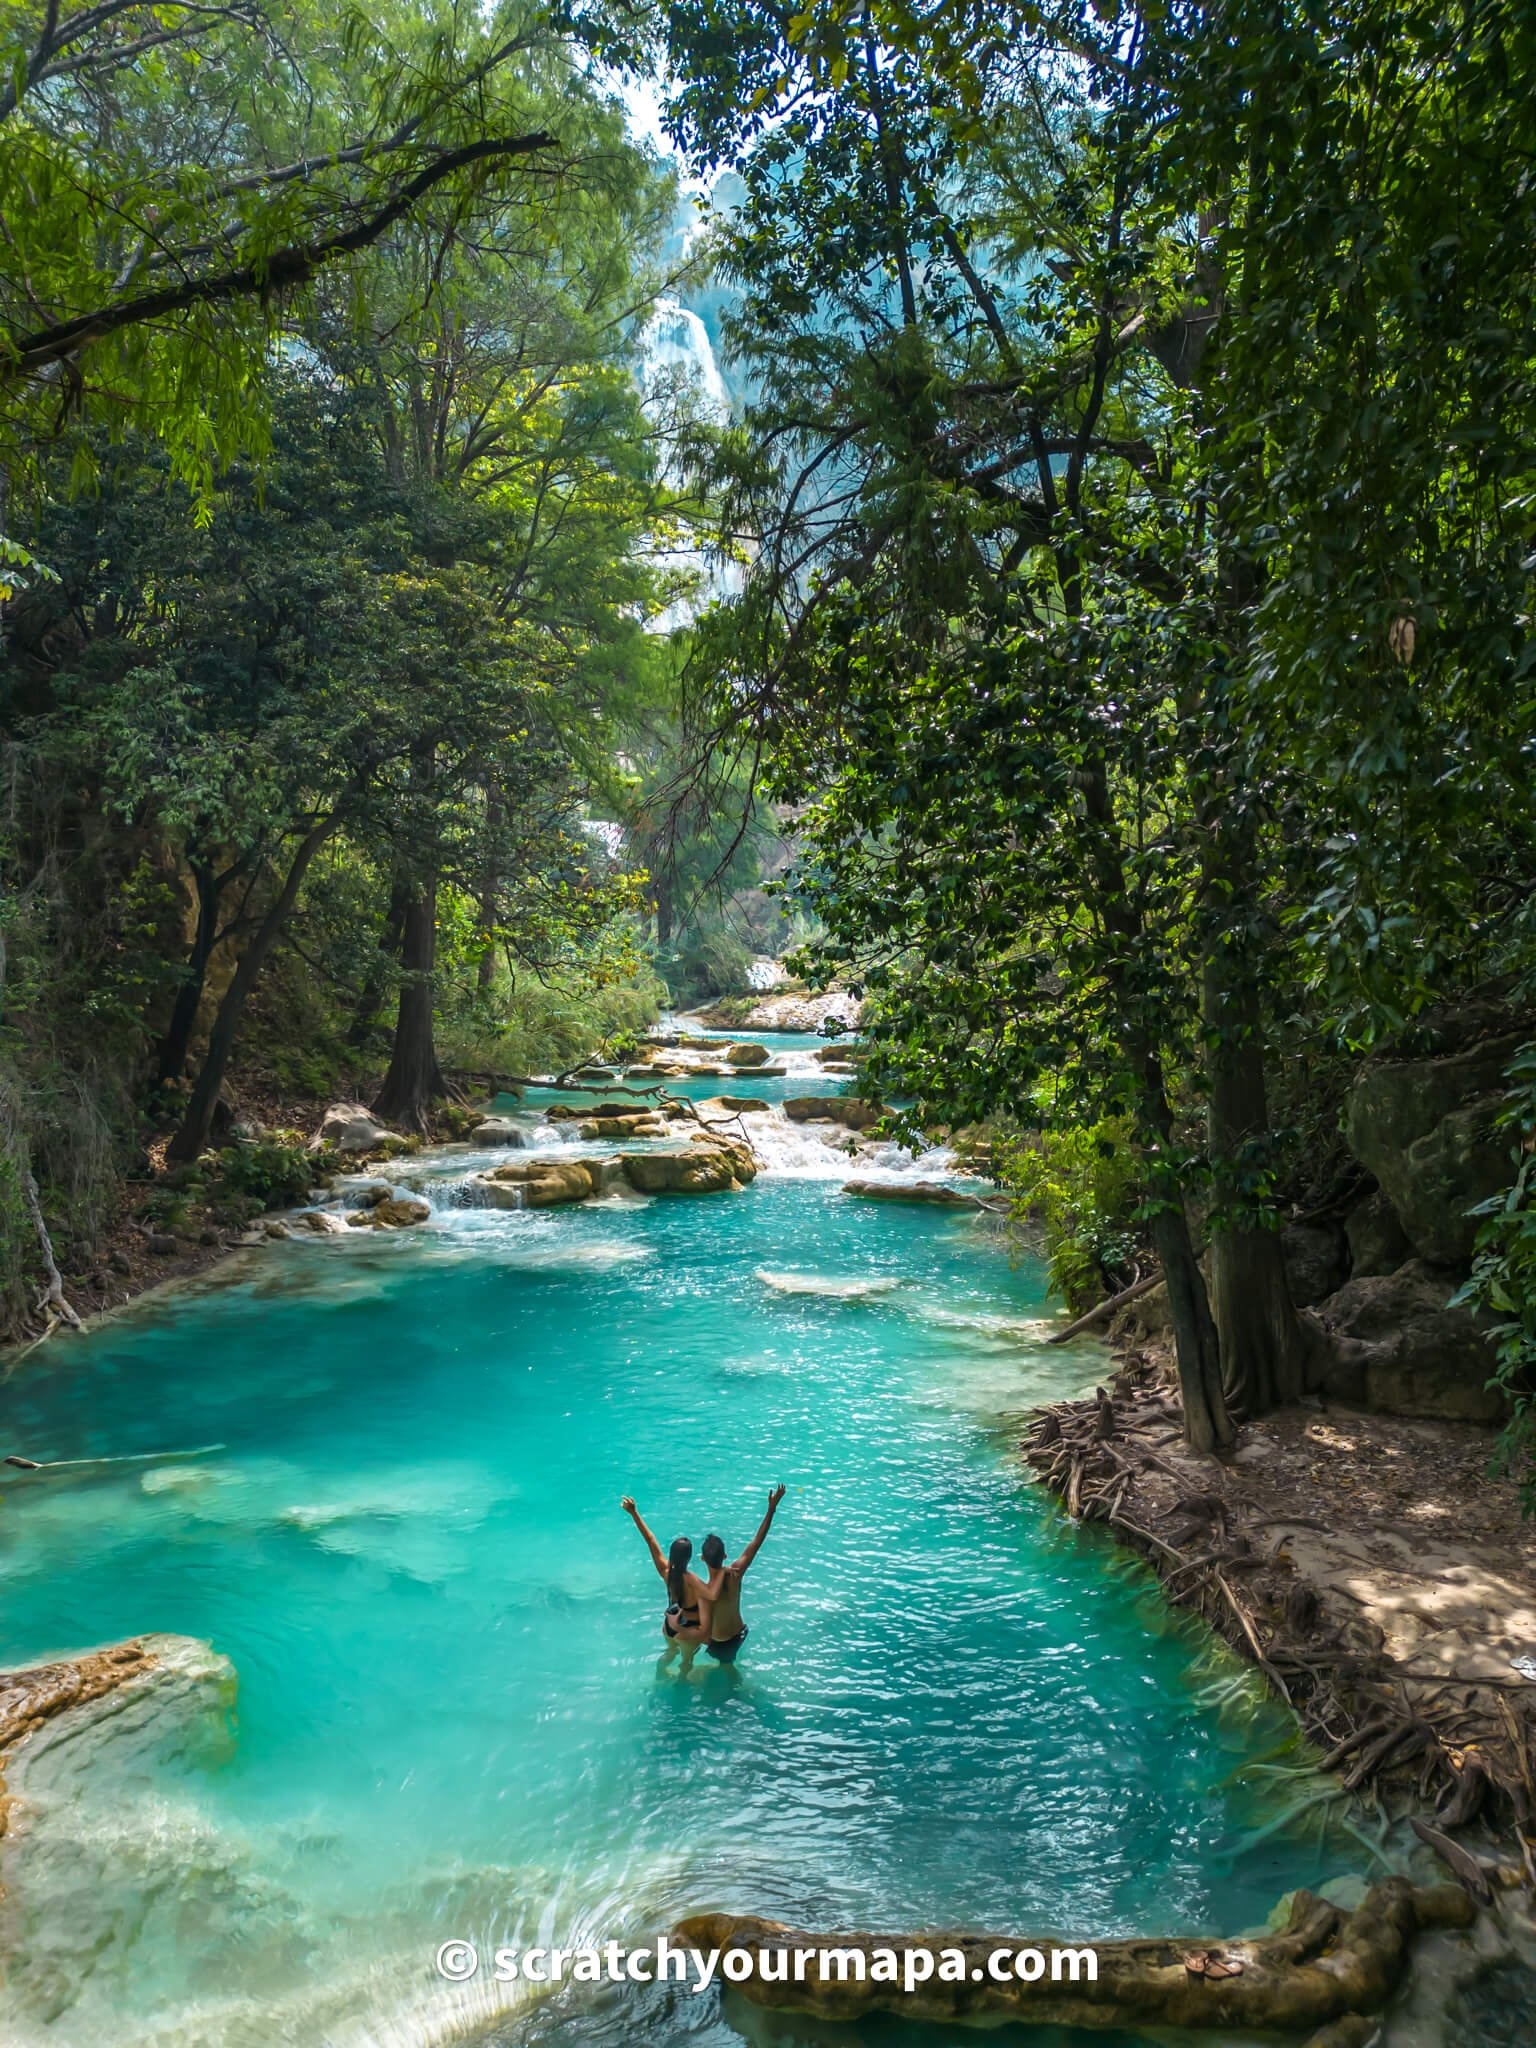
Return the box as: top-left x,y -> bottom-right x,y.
701,1533 -> 726,1570
667,1536 -> 693,1609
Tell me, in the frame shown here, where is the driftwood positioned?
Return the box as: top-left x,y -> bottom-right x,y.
676,1880 -> 1473,2030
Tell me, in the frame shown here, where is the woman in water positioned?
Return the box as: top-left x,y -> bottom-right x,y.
620,1496 -> 711,1663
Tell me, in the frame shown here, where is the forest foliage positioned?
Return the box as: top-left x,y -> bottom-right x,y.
2,1 -> 1534,1496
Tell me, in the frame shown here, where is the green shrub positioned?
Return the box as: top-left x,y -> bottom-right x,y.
999,1121 -> 1139,1312
212,1137 -> 314,1212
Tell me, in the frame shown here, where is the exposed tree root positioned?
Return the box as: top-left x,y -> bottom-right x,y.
675,1879 -> 1473,2029
19,1162 -> 82,1335
1023,1358 -> 1536,1883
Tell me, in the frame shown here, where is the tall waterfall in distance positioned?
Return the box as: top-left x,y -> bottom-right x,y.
638,234 -> 745,624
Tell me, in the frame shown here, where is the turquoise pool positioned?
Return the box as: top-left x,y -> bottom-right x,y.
0,1073 -> 1356,2047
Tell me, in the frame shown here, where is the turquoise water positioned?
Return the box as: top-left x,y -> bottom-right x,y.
0,1061 -> 1355,2047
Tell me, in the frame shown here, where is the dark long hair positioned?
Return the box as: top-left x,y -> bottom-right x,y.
667,1536 -> 693,1608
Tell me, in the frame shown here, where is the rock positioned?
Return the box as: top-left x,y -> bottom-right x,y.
350,1182 -> 392,1208
575,1066 -> 617,1082
368,1197 -> 430,1229
294,1209 -> 351,1235
1281,1222 -> 1350,1307
1344,1189 -> 1413,1278
545,1103 -> 581,1121
576,1113 -> 670,1141
1310,1262 -> 1504,1422
842,1179 -> 973,1206
726,1042 -> 771,1067
108,1249 -> 133,1275
146,1232 -> 179,1254
619,1137 -> 757,1194
814,1043 -> 862,1064
476,1160 -> 596,1208
625,1065 -> 658,1079
783,1095 -> 887,1132
314,1101 -> 391,1156
699,1095 -> 773,1115
1346,1032 -> 1526,1266
198,1227 -> 221,1247
469,1117 -> 525,1147
260,1221 -> 291,1241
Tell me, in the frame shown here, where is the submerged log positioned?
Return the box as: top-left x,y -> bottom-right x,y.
675,1880 -> 1473,2030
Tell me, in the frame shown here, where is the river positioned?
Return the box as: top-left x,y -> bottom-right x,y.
0,1037 -> 1357,2046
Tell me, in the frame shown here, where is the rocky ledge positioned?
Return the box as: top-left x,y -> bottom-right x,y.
676,1881 -> 1476,2039
0,1636 -> 187,1849
474,1134 -> 758,1208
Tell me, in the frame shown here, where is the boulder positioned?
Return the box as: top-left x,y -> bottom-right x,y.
619,1137 -> 756,1194
294,1209 -> 351,1235
842,1180 -> 973,1206
814,1044 -> 862,1065
699,1095 -> 773,1115
350,1182 -> 392,1208
1310,1261 -> 1503,1422
469,1118 -> 525,1148
1344,1189 -> 1413,1278
726,1042 -> 771,1068
348,1196 -> 430,1229
574,1066 -> 617,1083
477,1160 -> 596,1208
1346,1032 -> 1525,1266
783,1095 -> 887,1132
314,1101 -> 391,1156
1281,1222 -> 1350,1307
576,1112 -> 670,1141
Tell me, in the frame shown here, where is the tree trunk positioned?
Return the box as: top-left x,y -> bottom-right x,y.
372,877 -> 446,1130
156,856 -> 223,1085
1205,955 -> 1311,1415
1078,757 -> 1235,1453
348,876 -> 410,1051
169,817 -> 342,1161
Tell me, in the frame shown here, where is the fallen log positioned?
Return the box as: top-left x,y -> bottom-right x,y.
675,1878 -> 1473,2030
1046,1268 -> 1163,1345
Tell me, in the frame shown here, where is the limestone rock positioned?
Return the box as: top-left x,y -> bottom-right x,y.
1344,1189 -> 1413,1278
699,1095 -> 773,1114
1281,1222 -> 1350,1307
477,1160 -> 595,1207
346,1196 -> 429,1229
1346,1032 -> 1525,1266
469,1118 -> 525,1147
619,1136 -> 756,1194
576,1112 -> 670,1141
294,1209 -> 351,1235
314,1102 -> 390,1156
842,1179 -> 972,1206
1310,1262 -> 1503,1422
783,1095 -> 887,1132
726,1042 -> 771,1067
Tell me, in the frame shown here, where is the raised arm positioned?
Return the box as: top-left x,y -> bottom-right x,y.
621,1496 -> 669,1583
733,1483 -> 786,1576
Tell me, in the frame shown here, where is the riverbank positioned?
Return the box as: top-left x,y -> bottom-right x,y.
1025,1339 -> 1536,1884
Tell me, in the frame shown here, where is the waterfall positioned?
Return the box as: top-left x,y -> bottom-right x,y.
637,296 -> 742,625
